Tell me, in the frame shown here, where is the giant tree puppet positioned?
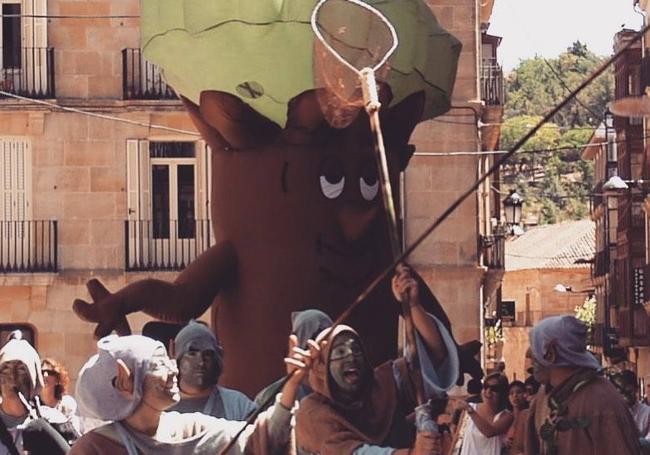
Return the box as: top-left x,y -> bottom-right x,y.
72,0 -> 483,395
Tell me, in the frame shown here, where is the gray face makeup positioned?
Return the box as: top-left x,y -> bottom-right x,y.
143,349 -> 180,406
328,333 -> 368,403
178,348 -> 220,391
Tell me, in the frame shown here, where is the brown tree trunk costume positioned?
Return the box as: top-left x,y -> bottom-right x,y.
72,88 -> 482,396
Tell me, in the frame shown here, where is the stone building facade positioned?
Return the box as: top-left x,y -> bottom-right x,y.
500,220 -> 595,381
0,0 -> 502,389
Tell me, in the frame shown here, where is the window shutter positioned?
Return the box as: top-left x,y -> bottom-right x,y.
195,140 -> 209,221
139,140 -> 151,220
126,139 -> 140,221
0,137 -> 30,221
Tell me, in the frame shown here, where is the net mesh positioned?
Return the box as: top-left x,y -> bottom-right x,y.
312,0 -> 395,128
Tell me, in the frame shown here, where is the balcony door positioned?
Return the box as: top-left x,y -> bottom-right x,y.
0,0 -> 48,96
126,140 -> 210,270
151,156 -> 196,267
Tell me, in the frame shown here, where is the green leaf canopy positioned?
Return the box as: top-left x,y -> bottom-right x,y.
141,0 -> 461,126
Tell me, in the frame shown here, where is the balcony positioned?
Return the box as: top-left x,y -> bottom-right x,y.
480,58 -> 504,106
0,47 -> 55,99
641,54 -> 650,94
125,219 -> 214,271
593,249 -> 609,277
122,48 -> 177,100
481,232 -> 505,269
0,220 -> 58,273
618,305 -> 649,346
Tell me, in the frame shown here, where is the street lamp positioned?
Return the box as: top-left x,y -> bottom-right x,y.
553,283 -> 595,295
602,175 -> 647,192
503,190 -> 523,227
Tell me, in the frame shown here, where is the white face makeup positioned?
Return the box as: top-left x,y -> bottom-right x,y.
142,349 -> 180,409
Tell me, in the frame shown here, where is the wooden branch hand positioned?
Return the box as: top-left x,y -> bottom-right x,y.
73,279 -> 132,339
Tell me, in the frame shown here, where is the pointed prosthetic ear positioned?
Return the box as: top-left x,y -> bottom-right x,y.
199,91 -> 281,150
114,359 -> 134,397
382,91 -> 425,170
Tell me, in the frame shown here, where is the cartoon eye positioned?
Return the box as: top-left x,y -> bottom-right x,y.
320,157 -> 345,199
360,176 -> 379,201
359,161 -> 379,201
320,175 -> 345,199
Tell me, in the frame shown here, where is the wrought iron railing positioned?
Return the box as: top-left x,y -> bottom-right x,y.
481,232 -> 505,269
0,220 -> 58,273
640,54 -> 650,95
125,219 -> 214,271
593,249 -> 609,277
480,58 -> 504,106
0,47 -> 55,99
122,48 -> 177,100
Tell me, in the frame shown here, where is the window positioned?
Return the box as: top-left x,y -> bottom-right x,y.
0,0 -> 51,98
0,323 -> 35,348
142,321 -> 186,354
125,140 -> 212,270
0,137 -> 31,221
1,3 -> 21,69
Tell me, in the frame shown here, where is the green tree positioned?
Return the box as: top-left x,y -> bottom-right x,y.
505,42 -> 613,128
500,42 -> 608,224
575,296 -> 596,345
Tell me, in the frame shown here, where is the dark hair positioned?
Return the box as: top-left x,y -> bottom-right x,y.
41,358 -> 70,398
507,380 -> 528,411
524,375 -> 540,394
467,378 -> 482,395
508,380 -> 525,392
614,370 -> 637,388
483,372 -> 509,412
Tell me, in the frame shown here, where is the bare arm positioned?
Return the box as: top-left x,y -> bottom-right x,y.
73,242 -> 237,338
392,264 -> 446,366
463,405 -> 513,438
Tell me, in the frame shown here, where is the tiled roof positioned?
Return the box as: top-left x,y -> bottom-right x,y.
505,219 -> 595,271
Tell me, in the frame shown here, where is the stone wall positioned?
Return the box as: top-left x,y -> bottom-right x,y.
501,267 -> 592,380
0,0 -> 487,388
407,0 -> 483,345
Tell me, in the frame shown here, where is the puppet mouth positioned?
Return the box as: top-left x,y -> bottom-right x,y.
317,234 -> 375,286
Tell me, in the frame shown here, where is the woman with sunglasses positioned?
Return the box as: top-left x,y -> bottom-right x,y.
40,358 -> 81,443
457,372 -> 513,455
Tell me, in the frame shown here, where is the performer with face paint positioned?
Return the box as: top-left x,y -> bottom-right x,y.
169,321 -> 256,420
71,334 -> 318,455
255,309 -> 334,412
295,265 -> 460,455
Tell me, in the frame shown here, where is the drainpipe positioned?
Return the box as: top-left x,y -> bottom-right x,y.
635,3 -> 648,162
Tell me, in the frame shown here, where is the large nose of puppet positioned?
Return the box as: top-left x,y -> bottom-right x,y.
337,205 -> 380,243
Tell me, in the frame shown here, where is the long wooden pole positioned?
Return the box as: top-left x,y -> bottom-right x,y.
360,68 -> 427,406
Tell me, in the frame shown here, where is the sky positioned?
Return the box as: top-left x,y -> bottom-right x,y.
490,0 -> 644,71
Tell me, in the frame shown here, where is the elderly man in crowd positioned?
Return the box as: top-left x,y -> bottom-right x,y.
169,321 -> 256,420
525,315 -> 640,455
0,333 -> 44,455
71,334 -> 318,454
0,333 -> 70,455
